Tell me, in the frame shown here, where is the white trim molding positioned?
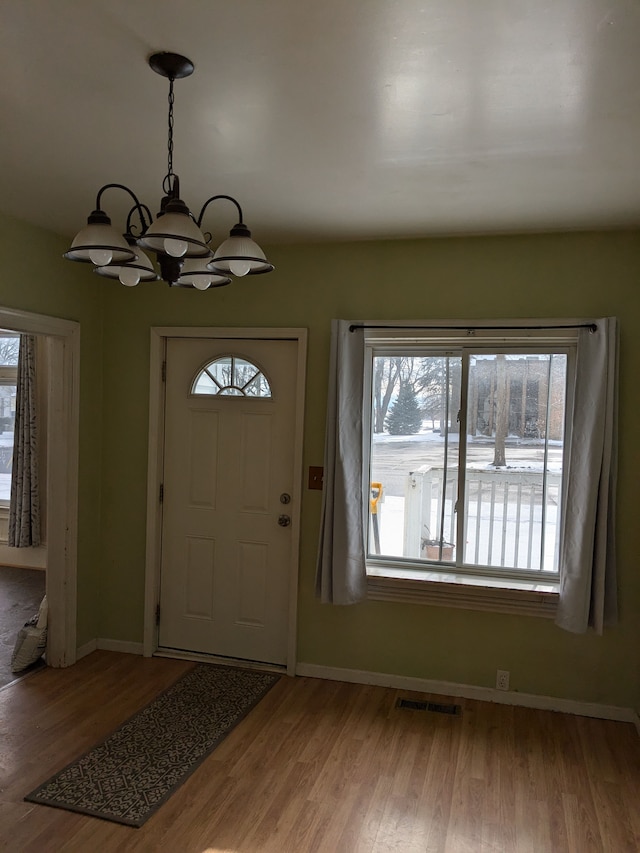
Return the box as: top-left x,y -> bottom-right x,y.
0,544 -> 46,569
76,639 -> 98,660
97,638 -> 144,656
295,662 -> 638,725
77,638 -> 144,658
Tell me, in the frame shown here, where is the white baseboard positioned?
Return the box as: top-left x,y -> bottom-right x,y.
296,662 -> 638,725
97,638 -> 144,655
0,543 -> 47,569
76,639 -> 97,660
76,638 -> 143,658
69,649 -> 638,730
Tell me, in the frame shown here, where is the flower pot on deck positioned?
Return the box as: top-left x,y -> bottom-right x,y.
421,543 -> 454,561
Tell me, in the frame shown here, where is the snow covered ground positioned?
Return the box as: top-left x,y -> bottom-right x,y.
369,427 -> 562,573
0,430 -> 13,501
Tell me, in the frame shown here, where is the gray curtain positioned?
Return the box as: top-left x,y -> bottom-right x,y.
556,318 -> 618,633
316,320 -> 368,604
8,334 -> 40,548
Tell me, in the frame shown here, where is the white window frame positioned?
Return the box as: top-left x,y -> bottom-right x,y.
191,355 -> 273,398
363,325 -> 580,618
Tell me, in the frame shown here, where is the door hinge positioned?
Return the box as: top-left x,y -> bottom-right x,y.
159,483 -> 164,503
155,603 -> 160,625
162,360 -> 167,382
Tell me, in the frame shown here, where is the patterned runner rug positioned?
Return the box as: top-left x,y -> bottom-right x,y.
25,663 -> 279,827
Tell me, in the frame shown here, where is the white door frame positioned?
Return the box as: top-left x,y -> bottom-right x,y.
0,306 -> 79,668
144,327 -> 307,676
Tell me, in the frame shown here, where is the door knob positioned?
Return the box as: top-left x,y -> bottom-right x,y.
278,514 -> 291,527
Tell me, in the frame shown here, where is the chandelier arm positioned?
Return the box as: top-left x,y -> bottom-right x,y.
125,202 -> 154,237
196,194 -> 244,227
95,183 -> 145,213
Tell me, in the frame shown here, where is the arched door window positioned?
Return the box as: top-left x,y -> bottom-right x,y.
191,355 -> 272,398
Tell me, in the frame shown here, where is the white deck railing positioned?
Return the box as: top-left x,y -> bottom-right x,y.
404,465 -> 562,571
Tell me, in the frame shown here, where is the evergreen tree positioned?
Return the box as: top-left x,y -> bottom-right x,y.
385,382 -> 423,435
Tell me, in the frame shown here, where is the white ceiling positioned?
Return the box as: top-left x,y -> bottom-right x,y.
2,0 -> 640,246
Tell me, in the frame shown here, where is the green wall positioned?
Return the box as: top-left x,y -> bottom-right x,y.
3,214 -> 638,709
0,213 -> 104,647
97,230 -> 640,711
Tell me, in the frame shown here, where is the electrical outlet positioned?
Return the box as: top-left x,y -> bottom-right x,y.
496,670 -> 510,691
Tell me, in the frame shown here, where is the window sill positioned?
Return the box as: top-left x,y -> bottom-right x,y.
367,565 -> 559,617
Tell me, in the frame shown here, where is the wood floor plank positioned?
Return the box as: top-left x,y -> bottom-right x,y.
0,650 -> 638,852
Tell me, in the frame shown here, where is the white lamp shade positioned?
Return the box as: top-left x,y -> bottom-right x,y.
94,247 -> 159,285
138,211 -> 211,258
211,234 -> 273,275
175,257 -> 231,289
64,222 -> 135,264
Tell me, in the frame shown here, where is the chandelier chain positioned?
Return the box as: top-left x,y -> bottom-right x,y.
164,77 -> 175,194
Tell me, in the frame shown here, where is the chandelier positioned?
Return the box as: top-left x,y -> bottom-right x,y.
63,52 -> 274,289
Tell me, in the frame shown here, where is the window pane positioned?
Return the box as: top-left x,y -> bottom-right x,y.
232,358 -> 259,389
368,349 -> 567,576
192,356 -> 272,398
368,355 -> 460,562
193,371 -> 217,394
207,357 -> 234,388
244,374 -> 271,397
0,384 -> 16,502
0,335 -> 19,367
463,353 -> 566,572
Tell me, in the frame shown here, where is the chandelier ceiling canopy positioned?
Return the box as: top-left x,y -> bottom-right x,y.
64,52 -> 274,290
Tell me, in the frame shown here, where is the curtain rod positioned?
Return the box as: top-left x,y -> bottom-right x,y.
348,322 -> 597,333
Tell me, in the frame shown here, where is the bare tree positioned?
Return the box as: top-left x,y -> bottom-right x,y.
493,354 -> 508,466
373,357 -> 402,433
0,335 -> 19,366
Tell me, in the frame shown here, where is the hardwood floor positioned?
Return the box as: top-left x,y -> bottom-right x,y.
0,651 -> 638,852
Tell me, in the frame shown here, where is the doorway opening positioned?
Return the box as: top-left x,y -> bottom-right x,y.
0,307 -> 79,673
0,330 -> 47,687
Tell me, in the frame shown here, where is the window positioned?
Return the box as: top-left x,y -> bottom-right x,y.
317,318 -> 615,626
0,333 -> 19,507
364,328 -> 577,595
192,356 -> 272,398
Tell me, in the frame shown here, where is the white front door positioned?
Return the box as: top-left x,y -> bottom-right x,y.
158,336 -> 300,666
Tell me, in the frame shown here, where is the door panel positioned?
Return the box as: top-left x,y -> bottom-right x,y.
183,536 -> 215,618
158,337 -> 297,665
188,411 -> 219,506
